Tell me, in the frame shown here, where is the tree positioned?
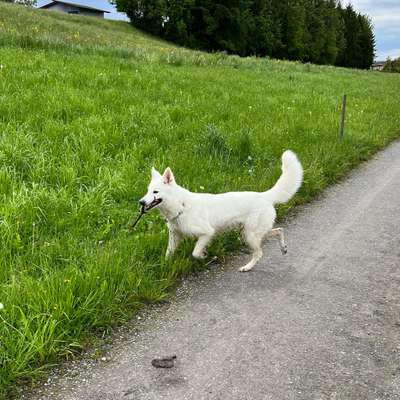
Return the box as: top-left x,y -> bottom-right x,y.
116,0 -> 167,36
115,0 -> 375,68
286,0 -> 307,61
269,0 -> 285,59
247,0 -> 275,56
383,57 -> 400,73
335,1 -> 347,67
357,14 -> 375,69
320,0 -> 340,65
163,0 -> 195,45
337,4 -> 375,69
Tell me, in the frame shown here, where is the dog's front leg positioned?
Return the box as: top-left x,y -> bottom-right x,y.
166,228 -> 182,258
192,234 -> 213,259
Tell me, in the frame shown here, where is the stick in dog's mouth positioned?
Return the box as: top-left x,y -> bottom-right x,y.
143,198 -> 162,212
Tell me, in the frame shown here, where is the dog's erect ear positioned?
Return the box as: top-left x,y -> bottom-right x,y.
151,167 -> 161,179
163,167 -> 174,185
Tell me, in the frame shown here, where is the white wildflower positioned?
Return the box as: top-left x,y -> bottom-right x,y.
0,303 -> 4,310
200,186 -> 205,190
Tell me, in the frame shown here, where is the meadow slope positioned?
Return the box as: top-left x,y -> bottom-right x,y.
0,3 -> 399,398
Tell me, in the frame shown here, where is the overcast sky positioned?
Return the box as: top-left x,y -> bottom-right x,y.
349,0 -> 400,60
38,0 -> 399,60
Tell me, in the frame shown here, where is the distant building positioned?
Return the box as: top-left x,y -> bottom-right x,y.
38,0 -> 110,18
371,61 -> 385,71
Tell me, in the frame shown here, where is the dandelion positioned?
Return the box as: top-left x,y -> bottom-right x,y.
0,64 -> 4,70
247,155 -> 252,161
64,278 -> 71,283
0,303 -> 4,310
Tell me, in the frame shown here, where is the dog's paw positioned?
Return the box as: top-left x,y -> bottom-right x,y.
192,251 -> 207,260
165,249 -> 175,258
239,265 -> 252,272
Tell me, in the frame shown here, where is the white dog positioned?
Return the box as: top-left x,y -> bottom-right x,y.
139,150 -> 303,272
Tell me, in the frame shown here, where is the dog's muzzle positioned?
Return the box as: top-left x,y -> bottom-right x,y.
140,198 -> 162,212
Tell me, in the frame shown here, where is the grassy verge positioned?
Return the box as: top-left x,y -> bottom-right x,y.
0,3 -> 399,398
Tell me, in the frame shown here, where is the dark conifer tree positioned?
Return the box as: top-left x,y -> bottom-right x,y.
286,0 -> 307,61
304,0 -> 328,64
116,0 -> 376,69
247,0 -> 275,56
335,1 -> 347,67
357,14 -> 375,69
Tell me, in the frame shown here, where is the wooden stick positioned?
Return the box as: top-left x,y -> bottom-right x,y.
339,94 -> 347,140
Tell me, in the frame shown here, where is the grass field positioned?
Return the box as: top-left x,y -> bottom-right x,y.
0,2 -> 399,398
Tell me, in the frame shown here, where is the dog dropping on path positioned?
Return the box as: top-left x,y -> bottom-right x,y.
139,150 -> 303,272
151,355 -> 177,368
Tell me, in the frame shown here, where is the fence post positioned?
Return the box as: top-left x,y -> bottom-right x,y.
339,94 -> 347,140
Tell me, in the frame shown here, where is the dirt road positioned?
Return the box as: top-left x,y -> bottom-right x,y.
28,141 -> 400,400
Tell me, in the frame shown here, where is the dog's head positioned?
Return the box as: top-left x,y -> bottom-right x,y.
139,167 -> 176,212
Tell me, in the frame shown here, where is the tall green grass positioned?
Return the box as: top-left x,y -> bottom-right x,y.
0,3 -> 399,398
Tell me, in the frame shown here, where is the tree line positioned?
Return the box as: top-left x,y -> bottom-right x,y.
383,58 -> 400,73
116,0 -> 375,69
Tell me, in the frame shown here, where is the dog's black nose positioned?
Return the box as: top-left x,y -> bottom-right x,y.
139,199 -> 146,206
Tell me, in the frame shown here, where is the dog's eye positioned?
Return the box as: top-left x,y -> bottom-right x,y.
153,190 -> 159,194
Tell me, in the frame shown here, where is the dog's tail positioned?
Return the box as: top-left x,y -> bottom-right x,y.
265,150 -> 303,204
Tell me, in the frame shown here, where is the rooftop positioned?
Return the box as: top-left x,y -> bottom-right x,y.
39,0 -> 111,13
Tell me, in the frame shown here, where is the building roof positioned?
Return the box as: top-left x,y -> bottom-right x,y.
372,61 -> 385,66
39,0 -> 111,13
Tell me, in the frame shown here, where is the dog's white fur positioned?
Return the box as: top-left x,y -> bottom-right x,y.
140,150 -> 303,272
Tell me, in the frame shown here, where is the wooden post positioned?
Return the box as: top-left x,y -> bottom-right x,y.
339,94 -> 347,140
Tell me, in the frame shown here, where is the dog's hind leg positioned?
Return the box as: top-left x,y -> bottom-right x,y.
267,228 -> 287,255
239,231 -> 263,272
192,234 -> 213,259
166,228 -> 182,258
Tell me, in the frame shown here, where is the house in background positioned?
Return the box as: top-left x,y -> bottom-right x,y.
371,61 -> 386,71
38,0 -> 110,18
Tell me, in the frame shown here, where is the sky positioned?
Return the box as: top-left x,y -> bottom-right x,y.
349,0 -> 400,60
37,0 -> 399,61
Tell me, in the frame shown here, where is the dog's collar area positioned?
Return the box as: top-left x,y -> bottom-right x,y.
171,210 -> 183,221
171,202 -> 185,221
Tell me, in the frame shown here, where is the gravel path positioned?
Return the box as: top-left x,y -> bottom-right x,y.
27,141 -> 400,400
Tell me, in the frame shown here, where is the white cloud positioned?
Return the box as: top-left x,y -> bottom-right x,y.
378,48 -> 400,60
348,0 -> 400,60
